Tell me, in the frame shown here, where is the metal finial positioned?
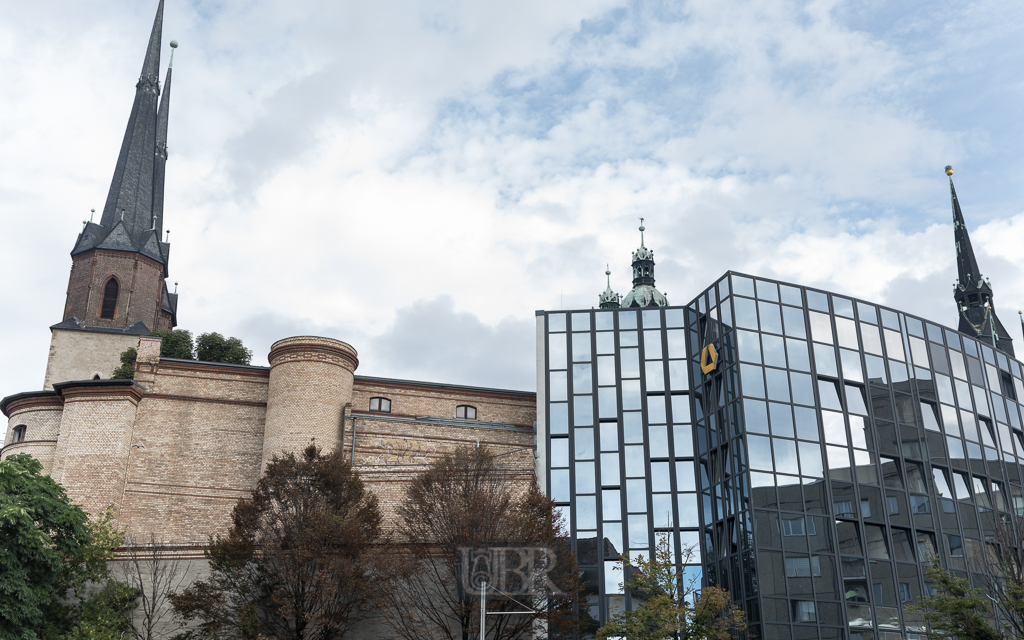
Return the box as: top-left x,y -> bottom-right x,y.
639,217 -> 646,246
165,230 -> 170,241
945,165 -> 954,177
89,208 -> 95,223
120,208 -> 125,221
169,40 -> 178,68
174,281 -> 178,294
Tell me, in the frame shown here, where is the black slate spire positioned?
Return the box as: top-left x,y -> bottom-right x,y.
151,43 -> 174,240
96,0 -> 165,251
947,166 -> 1014,355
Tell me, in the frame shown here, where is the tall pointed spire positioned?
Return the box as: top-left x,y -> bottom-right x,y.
97,0 -> 165,249
947,166 -> 1014,355
151,40 -> 175,240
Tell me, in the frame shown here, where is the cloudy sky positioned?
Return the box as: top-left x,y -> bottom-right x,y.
2,0 -> 1024,404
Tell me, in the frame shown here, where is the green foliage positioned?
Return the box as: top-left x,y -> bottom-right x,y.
111,347 -> 137,379
907,557 -> 1002,640
195,332 -> 252,365
0,456 -> 127,639
148,329 -> 195,360
596,533 -> 746,640
60,581 -> 139,640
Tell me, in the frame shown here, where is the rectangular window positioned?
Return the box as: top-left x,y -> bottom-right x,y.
794,600 -> 817,623
900,583 -> 913,603
948,534 -> 964,557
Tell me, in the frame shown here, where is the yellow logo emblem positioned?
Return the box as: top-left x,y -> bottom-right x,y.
700,344 -> 718,374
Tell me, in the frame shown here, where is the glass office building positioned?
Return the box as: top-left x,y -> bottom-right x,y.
537,271 -> 1024,639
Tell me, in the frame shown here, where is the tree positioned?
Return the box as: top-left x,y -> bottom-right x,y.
117,534 -> 196,640
906,556 -> 1001,640
596,533 -> 746,640
148,330 -> 195,360
170,445 -> 384,640
381,446 -> 586,640
195,332 -> 252,365
112,347 -> 138,379
0,454 -> 131,638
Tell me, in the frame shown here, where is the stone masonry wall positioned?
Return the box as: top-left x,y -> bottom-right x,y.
1,396 -> 63,472
352,378 -> 535,427
50,384 -> 142,522
43,329 -> 141,389
119,359 -> 270,543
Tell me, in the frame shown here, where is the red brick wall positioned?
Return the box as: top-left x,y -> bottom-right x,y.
63,249 -> 171,330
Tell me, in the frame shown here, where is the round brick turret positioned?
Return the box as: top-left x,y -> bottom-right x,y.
262,336 -> 358,469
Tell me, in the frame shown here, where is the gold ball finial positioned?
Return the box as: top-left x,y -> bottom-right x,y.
945,165 -> 954,176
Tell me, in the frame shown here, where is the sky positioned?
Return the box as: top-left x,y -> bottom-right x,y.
2,0 -> 1024,407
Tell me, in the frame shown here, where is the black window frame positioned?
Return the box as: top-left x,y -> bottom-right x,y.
100,277 -> 119,319
369,397 -> 391,413
456,405 -> 478,420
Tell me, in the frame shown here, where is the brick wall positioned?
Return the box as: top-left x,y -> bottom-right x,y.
1,395 -> 63,472
62,249 -> 168,331
43,329 -> 141,389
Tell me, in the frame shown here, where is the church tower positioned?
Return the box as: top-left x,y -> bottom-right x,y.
43,0 -> 179,387
621,222 -> 669,308
947,166 -> 1014,355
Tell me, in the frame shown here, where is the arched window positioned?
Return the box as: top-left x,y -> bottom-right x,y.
456,405 -> 477,420
12,425 -> 27,443
100,278 -> 119,319
369,397 -> 391,413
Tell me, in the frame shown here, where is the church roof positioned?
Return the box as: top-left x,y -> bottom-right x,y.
72,0 -> 174,268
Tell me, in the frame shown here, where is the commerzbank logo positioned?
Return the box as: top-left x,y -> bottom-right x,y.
700,343 -> 718,374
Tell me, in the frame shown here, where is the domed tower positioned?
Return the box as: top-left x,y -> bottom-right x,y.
621,222 -> 669,308
598,265 -> 621,309
946,166 -> 1014,355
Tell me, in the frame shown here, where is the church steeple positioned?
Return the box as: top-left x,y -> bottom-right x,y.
947,166 -> 1013,355
97,0 -> 167,248
621,220 -> 668,308
58,0 -> 178,334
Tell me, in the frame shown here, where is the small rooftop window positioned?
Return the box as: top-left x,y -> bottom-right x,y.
456,405 -> 477,420
369,397 -> 391,413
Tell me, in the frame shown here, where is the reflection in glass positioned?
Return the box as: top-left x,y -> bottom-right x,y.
550,371 -> 568,401
744,399 -> 769,434
652,494 -> 673,527
734,297 -> 758,330
596,331 -> 615,354
827,445 -> 851,481
648,395 -> 667,424
769,403 -> 794,437
601,452 -> 620,486
773,438 -> 798,470
643,330 -> 663,359
836,521 -> 862,555
849,415 -> 869,448
676,461 -> 696,491
814,343 -> 838,376
551,438 -> 569,467
576,462 -> 596,493
598,387 -> 617,419
550,403 -> 569,434
786,338 -> 810,371
798,442 -> 823,477
651,462 -> 671,491
573,396 -> 593,426
624,445 -> 645,477
765,368 -> 790,402
645,361 -> 665,392
626,478 -> 647,512
551,469 -> 570,502
623,413 -> 643,443
619,310 -> 638,330
818,379 -> 843,411
597,355 -> 616,385
794,406 -> 819,440
673,424 -> 694,457
605,560 -> 623,594
577,496 -> 597,529
738,330 -> 762,363
748,435 -> 774,470
835,317 -> 859,349
783,305 -> 807,338
603,489 -> 622,521
809,312 -> 834,344
758,301 -> 783,334
572,332 -> 592,363
678,493 -> 698,523
622,380 -> 641,410
884,329 -> 905,361
667,330 -> 686,358
548,313 -> 566,332
574,427 -> 594,460
620,348 -> 640,378
649,425 -> 668,456
628,514 -> 649,549
822,411 -> 847,445
841,349 -> 864,383
573,363 -> 593,393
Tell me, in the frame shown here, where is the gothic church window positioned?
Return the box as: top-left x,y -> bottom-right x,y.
369,397 -> 391,413
100,278 -> 119,319
12,425 -> 27,443
457,405 -> 477,420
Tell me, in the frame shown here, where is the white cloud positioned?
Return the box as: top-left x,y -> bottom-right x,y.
3,0 -> 1024,415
